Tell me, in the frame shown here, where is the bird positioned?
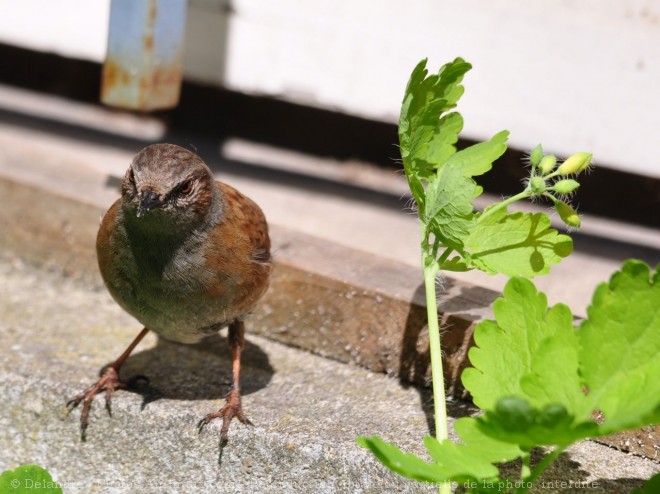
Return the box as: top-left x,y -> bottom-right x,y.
67,143 -> 272,443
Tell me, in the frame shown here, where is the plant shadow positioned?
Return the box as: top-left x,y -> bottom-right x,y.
525,449 -> 647,493
398,277 -> 500,434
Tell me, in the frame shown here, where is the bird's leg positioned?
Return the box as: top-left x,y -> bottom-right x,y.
198,319 -> 253,443
67,327 -> 150,440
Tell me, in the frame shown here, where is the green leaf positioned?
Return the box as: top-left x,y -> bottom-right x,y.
476,398 -> 598,448
424,113 -> 464,171
446,130 -> 509,177
633,472 -> 660,494
579,260 -> 660,432
0,465 -> 62,494
422,435 -> 499,481
463,261 -> 660,448
453,417 -> 525,464
465,209 -> 573,277
462,277 -> 581,412
424,163 -> 480,250
441,255 -> 471,272
399,58 -> 472,183
358,418 -> 525,485
519,325 -> 589,420
356,436 -> 449,483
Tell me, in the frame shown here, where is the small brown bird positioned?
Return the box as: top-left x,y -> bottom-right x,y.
67,143 -> 271,442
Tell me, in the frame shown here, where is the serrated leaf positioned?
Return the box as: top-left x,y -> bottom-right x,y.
446,130 -> 509,177
0,465 -> 62,494
463,261 -> 660,449
423,435 -> 499,481
399,58 -> 472,185
453,417 -> 525,464
356,436 -> 450,483
424,163 -> 479,250
465,210 -> 573,277
406,174 -> 426,218
358,418 -> 525,485
462,277 -> 579,412
424,112 -> 464,170
520,327 -> 589,420
579,260 -> 660,432
476,398 -> 598,448
441,255 -> 471,272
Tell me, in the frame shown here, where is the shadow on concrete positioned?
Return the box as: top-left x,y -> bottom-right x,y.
460,447 -> 650,493
398,280 -> 488,435
110,330 -> 274,410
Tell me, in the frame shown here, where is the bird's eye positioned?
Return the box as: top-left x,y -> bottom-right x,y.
179,180 -> 193,195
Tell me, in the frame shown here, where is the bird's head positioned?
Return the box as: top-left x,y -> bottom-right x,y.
121,144 -> 220,232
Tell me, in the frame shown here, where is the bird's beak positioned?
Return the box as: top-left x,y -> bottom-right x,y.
137,190 -> 163,218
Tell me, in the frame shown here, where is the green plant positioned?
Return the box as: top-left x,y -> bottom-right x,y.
357,58 -> 660,493
0,465 -> 62,494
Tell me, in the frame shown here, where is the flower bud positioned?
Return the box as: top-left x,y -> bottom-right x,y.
529,144 -> 543,168
555,200 -> 581,228
539,155 -> 557,175
551,179 -> 580,195
529,176 -> 546,194
558,152 -> 592,175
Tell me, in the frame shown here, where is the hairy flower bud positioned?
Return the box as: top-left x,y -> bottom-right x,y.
552,179 -> 580,195
555,200 -> 581,228
530,144 -> 543,168
558,152 -> 592,175
539,155 -> 557,175
529,176 -> 546,195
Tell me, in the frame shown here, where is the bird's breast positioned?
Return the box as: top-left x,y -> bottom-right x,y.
99,222 -> 267,344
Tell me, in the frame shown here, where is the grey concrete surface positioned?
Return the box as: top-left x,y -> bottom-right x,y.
1,255 -> 659,493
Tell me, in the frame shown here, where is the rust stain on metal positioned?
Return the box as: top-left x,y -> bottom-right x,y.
101,0 -> 186,111
143,34 -> 154,51
102,59 -> 131,92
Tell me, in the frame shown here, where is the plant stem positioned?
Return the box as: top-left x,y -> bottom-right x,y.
437,247 -> 454,266
422,256 -> 451,494
476,189 -> 531,224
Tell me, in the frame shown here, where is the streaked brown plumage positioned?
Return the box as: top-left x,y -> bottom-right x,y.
68,143 -> 271,442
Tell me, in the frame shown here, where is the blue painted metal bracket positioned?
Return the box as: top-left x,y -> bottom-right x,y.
101,0 -> 187,111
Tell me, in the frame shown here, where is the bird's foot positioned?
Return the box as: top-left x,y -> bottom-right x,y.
66,365 -> 148,440
197,388 -> 253,443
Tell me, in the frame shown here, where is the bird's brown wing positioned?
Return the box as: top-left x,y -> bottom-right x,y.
200,182 -> 271,316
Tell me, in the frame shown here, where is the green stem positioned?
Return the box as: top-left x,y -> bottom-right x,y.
437,247 -> 454,267
422,256 -> 450,494
543,169 -> 562,181
477,189 -> 531,224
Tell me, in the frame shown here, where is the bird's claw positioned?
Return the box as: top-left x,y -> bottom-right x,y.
198,389 -> 253,443
66,366 -> 148,440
